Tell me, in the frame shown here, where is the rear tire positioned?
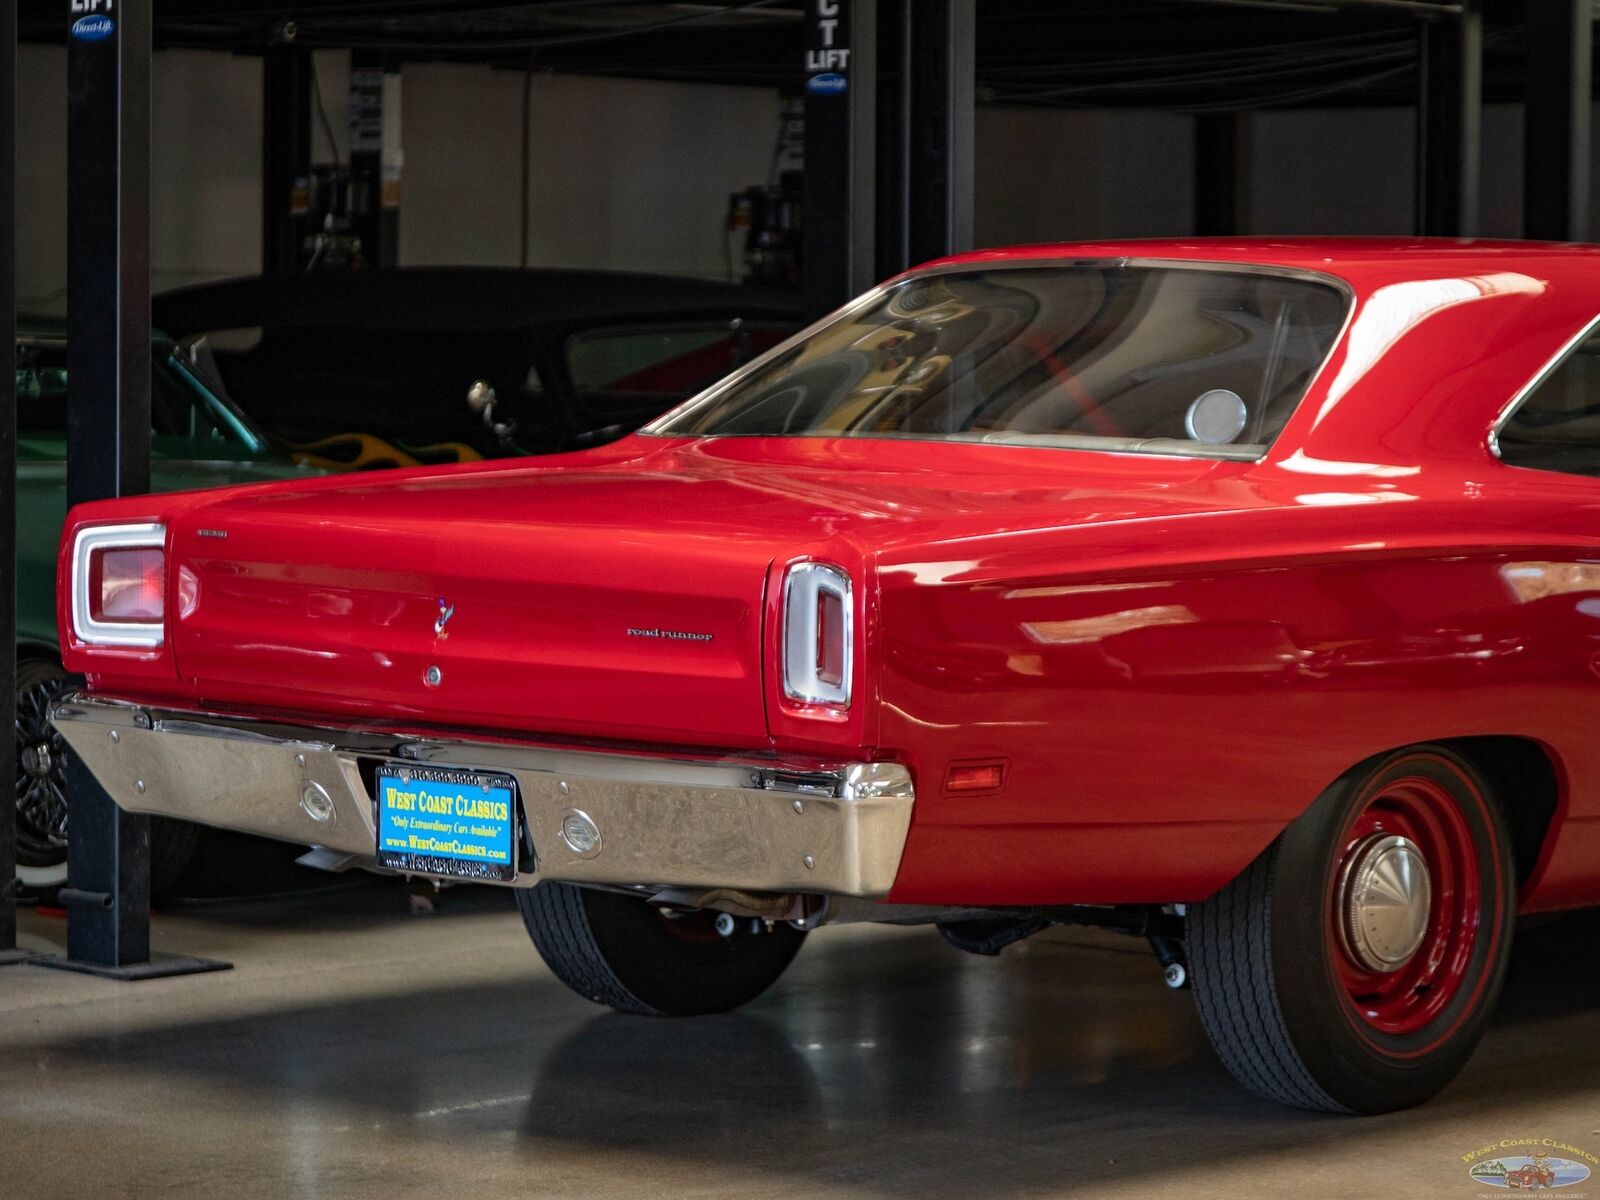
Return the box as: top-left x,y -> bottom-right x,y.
517,882 -> 805,1016
14,656 -> 201,899
1188,745 -> 1515,1113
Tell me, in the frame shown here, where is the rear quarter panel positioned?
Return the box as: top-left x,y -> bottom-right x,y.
876,493 -> 1600,911
23,457 -> 319,652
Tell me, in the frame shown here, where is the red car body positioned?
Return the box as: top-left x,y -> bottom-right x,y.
55,238 -> 1600,916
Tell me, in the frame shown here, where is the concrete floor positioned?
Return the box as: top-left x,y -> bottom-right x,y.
1,884 -> 1596,1200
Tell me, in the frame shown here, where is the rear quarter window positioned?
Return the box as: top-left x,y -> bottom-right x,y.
1495,320 -> 1600,477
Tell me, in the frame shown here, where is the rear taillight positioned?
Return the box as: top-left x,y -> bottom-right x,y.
783,561 -> 852,707
90,548 -> 164,622
71,523 -> 167,646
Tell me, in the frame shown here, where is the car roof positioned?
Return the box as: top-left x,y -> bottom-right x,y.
918,237 -> 1600,292
910,238 -> 1600,470
152,267 -> 804,336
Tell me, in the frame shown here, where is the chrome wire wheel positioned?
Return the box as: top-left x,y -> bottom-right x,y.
14,659 -> 75,876
10,658 -> 203,897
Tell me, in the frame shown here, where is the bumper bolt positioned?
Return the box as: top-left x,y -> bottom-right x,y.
1163,963 -> 1188,989
713,912 -> 736,937
300,783 -> 337,824
802,854 -> 815,870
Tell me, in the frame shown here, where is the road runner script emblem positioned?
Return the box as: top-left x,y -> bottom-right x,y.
627,627 -> 713,643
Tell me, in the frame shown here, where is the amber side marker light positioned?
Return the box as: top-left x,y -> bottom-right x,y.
945,761 -> 1006,794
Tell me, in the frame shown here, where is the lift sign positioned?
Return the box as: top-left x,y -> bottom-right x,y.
71,15 -> 116,41
805,0 -> 850,94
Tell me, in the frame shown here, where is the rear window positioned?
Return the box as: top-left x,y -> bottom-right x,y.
652,264 -> 1349,459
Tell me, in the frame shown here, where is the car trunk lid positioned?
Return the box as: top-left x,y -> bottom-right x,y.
169,467 -> 782,747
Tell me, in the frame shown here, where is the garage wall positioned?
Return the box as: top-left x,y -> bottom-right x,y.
15,46 -> 69,311
16,43 -> 1600,315
975,107 -> 1196,245
974,101 -> 1600,245
1247,103 -> 1534,238
13,46 -> 782,312
17,46 -> 321,310
402,67 -> 782,276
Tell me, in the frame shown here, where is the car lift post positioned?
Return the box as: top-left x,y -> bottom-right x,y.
1414,0 -> 1482,237
803,0 -> 877,319
905,0 -> 974,269
0,0 -> 32,970
1194,114 -> 1250,237
873,0 -> 974,280
1522,0 -> 1592,242
262,23 -> 313,276
36,0 -> 225,981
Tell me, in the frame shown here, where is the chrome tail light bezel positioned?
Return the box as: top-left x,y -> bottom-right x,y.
782,561 -> 853,708
71,522 -> 168,647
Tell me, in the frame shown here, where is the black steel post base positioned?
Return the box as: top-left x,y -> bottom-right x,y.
32,952 -> 231,981
0,947 -> 42,967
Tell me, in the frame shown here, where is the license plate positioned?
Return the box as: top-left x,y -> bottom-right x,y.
374,764 -> 518,882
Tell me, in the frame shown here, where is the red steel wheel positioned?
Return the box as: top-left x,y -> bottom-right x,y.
1189,745 -> 1517,1113
1329,771 -> 1484,1043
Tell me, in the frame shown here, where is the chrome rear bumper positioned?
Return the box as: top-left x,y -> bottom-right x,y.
50,694 -> 915,897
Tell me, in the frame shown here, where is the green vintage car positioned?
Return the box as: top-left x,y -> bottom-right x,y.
13,316 -> 324,893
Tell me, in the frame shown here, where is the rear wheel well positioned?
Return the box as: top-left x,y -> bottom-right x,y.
17,641 -> 60,665
1438,736 -> 1559,887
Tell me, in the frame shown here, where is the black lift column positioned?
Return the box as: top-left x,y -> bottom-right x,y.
803,0 -> 877,318
0,0 -> 29,970
41,0 -> 225,980
904,0 -> 974,268
263,23 -> 313,275
1415,0 -> 1482,237
877,0 -> 975,278
1523,0 -> 1593,242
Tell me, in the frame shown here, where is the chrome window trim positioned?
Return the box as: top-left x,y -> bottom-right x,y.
563,317 -> 795,391
639,256 -> 1355,462
1488,311 -> 1600,462
71,522 -> 167,648
638,282 -> 894,436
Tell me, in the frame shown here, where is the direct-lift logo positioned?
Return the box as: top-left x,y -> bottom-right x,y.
71,14 -> 116,41
1465,1141 -> 1596,1190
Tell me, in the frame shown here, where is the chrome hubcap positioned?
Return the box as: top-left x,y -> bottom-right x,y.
1338,834 -> 1433,972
